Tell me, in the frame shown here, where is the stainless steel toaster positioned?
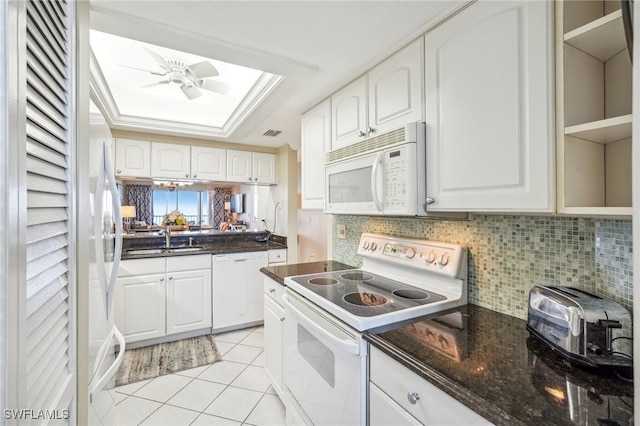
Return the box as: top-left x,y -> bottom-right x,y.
526,285 -> 632,369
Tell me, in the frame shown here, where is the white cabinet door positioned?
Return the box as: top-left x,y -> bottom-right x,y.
252,152 -> 277,184
368,38 -> 424,137
264,295 -> 284,396
331,75 -> 368,150
370,384 -> 421,426
226,149 -> 253,183
301,99 -> 331,209
166,269 -> 212,335
115,274 -> 166,343
191,146 -> 226,181
425,0 -> 554,212
151,142 -> 191,179
114,138 -> 151,177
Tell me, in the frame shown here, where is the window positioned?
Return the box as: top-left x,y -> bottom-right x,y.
152,189 -> 212,225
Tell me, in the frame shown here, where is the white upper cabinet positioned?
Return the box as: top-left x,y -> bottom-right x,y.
331,75 -> 368,150
151,142 -> 191,179
191,146 -> 227,181
368,38 -> 424,137
425,0 -> 554,212
252,152 -> 277,184
114,138 -> 151,178
227,150 -> 277,184
301,99 -> 331,209
331,38 -> 424,152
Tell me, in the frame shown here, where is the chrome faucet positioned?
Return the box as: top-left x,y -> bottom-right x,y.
189,237 -> 195,247
165,227 -> 171,248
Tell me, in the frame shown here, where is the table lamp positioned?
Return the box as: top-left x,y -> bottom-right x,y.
121,205 -> 136,234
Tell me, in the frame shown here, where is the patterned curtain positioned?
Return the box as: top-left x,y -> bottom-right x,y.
212,188 -> 232,227
124,184 -> 153,224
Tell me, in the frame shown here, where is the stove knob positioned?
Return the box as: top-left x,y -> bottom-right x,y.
426,251 -> 437,264
363,241 -> 370,250
405,248 -> 416,259
370,242 -> 378,251
440,253 -> 450,266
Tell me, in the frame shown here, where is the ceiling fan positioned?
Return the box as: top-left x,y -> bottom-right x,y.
121,48 -> 231,100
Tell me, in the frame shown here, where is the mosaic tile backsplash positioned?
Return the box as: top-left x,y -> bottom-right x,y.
331,215 -> 632,319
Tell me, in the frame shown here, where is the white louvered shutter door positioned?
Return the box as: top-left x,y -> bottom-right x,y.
24,0 -> 75,422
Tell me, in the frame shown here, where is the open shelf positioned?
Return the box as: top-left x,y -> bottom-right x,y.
564,10 -> 626,62
565,114 -> 632,144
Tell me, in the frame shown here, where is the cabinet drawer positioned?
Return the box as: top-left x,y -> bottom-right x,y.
370,347 -> 491,426
118,258 -> 165,277
167,254 -> 211,272
263,278 -> 285,306
268,249 -> 287,264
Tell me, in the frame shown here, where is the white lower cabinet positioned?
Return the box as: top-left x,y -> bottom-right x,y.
116,255 -> 212,344
263,278 -> 285,396
369,347 -> 492,426
212,252 -> 268,331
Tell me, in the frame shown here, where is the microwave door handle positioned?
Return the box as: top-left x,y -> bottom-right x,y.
370,152 -> 384,211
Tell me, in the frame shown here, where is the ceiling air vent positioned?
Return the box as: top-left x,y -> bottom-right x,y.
263,129 -> 282,137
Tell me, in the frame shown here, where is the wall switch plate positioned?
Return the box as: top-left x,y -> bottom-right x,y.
337,224 -> 346,239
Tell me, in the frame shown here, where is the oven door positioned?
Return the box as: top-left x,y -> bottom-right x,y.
282,290 -> 366,426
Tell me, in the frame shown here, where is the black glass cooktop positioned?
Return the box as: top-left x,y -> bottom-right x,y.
288,270 -> 447,318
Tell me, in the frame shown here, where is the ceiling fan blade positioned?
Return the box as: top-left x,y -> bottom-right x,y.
197,79 -> 231,96
188,61 -> 218,79
144,48 -> 172,72
141,80 -> 170,88
180,84 -> 202,100
119,64 -> 167,76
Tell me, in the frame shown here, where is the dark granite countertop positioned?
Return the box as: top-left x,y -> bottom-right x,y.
260,260 -> 355,285
365,304 -> 633,425
121,232 -> 287,260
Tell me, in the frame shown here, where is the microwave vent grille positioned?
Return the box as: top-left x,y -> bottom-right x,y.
325,126 -> 406,163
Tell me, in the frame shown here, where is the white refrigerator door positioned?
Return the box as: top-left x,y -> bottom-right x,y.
88,111 -> 125,424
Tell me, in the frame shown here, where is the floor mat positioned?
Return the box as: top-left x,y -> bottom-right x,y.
114,334 -> 222,386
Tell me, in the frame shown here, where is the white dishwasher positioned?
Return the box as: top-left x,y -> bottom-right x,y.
212,251 -> 268,333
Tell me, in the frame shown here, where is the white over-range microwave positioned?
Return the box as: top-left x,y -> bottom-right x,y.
325,122 -> 428,216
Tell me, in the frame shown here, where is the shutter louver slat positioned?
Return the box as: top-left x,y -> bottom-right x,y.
27,325 -> 67,389
29,0 -> 67,54
24,0 -> 73,418
26,208 -> 67,226
26,235 -> 67,264
26,285 -> 67,335
26,263 -> 68,301
25,247 -> 67,280
27,192 -> 67,208
27,155 -> 67,181
26,302 -> 67,356
27,68 -> 67,117
27,138 -> 67,167
27,123 -> 67,156
26,221 -> 67,244
26,104 -> 66,142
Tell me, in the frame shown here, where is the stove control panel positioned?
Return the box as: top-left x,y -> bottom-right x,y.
358,233 -> 466,278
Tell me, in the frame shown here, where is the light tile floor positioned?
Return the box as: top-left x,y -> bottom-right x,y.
108,326 -> 286,426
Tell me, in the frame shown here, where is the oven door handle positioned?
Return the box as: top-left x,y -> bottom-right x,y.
282,294 -> 360,355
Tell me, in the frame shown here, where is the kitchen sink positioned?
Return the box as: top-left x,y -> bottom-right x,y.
125,246 -> 205,256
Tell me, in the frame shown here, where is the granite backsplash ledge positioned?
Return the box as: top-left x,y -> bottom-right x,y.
332,215 -> 632,319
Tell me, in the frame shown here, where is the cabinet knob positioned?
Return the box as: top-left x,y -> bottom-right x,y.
368,127 -> 375,135
280,317 -> 285,322
425,197 -> 435,205
269,288 -> 276,294
407,392 -> 420,405
185,174 -> 189,178
358,130 -> 366,138
160,277 -> 164,281
116,169 -> 121,174
169,276 -> 173,280
193,174 -> 197,178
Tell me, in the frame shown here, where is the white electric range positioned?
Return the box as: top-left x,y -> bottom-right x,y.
281,233 -> 468,426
